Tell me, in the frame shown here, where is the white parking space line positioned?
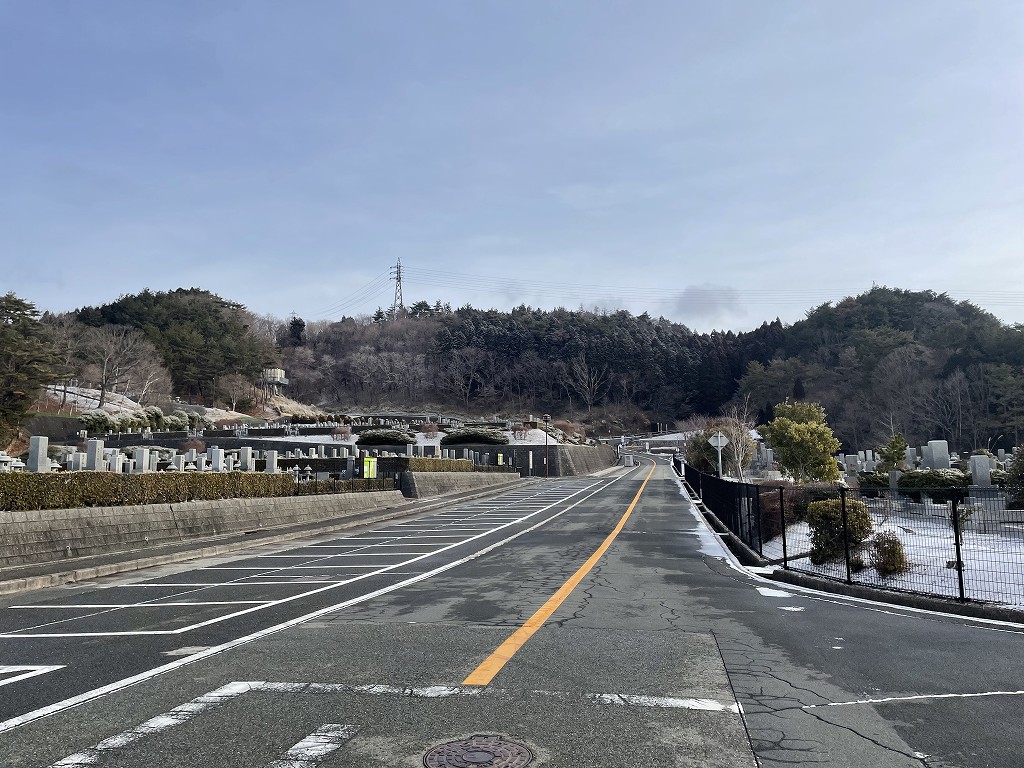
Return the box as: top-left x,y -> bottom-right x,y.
206,565 -> 389,570
1,479 -> 618,730
0,482 -> 604,639
264,724 -> 360,768
8,602 -> 271,609
0,666 -> 65,687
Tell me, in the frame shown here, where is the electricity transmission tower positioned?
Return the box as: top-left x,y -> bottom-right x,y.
389,259 -> 405,318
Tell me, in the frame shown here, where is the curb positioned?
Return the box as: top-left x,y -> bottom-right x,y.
0,478 -> 535,597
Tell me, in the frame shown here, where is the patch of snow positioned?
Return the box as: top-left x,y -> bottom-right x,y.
763,505 -> 1024,607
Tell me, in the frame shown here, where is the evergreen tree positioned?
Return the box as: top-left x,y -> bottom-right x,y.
0,293 -> 57,444
760,400 -> 841,482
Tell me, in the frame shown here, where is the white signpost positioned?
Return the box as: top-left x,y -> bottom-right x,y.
708,431 -> 729,478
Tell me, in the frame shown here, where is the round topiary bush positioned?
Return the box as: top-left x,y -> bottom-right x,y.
806,497 -> 873,564
356,428 -> 416,446
440,428 -> 510,445
869,531 -> 910,576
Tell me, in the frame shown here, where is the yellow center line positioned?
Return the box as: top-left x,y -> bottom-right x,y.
462,461 -> 658,687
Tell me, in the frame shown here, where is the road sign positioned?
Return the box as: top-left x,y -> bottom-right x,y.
708,432 -> 729,449
708,431 -> 729,478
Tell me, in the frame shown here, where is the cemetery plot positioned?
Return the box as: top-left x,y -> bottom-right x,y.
764,493 -> 1024,605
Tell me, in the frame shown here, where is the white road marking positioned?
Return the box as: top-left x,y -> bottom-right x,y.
778,607 -> 805,612
43,674 -> 736,765
265,724 -> 360,768
592,693 -> 741,713
0,480 -> 615,731
47,682 -> 253,767
8,602 -> 271,609
0,665 -> 65,687
1,482 -> 604,639
756,587 -> 794,598
804,689 -> 1024,709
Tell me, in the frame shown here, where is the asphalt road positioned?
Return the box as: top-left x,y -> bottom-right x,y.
1,459 -> 1023,766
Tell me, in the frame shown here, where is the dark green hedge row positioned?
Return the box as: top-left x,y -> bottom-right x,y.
377,457 -> 475,474
0,472 -> 393,512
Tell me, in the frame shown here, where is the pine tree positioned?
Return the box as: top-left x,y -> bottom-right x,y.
0,293 -> 57,444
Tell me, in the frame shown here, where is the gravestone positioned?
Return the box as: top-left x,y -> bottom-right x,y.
905,448 -> 917,468
265,450 -> 278,474
970,455 -> 992,487
405,444 -> 414,457
928,440 -> 951,470
845,455 -> 860,473
172,454 -> 186,471
86,439 -> 105,471
345,457 -> 355,478
149,452 -> 161,472
318,445 -> 326,459
920,445 -> 933,469
107,450 -> 124,474
209,448 -> 225,472
27,436 -> 49,473
71,452 -> 86,471
239,447 -> 254,472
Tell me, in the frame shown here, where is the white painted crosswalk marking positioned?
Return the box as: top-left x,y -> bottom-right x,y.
264,724 -> 360,768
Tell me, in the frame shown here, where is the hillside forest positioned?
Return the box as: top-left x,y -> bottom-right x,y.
2,286 -> 1023,453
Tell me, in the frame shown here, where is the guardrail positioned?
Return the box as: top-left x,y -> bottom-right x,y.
676,459 -> 1024,608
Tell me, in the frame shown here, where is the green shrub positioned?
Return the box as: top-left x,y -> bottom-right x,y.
991,469 -> 1009,488
857,472 -> 890,498
377,457 -> 474,474
1007,452 -> 1024,509
0,472 -> 296,511
441,428 -> 510,445
897,469 -> 969,504
869,531 -> 910,576
80,409 -> 113,434
806,497 -> 873,564
356,428 -> 416,446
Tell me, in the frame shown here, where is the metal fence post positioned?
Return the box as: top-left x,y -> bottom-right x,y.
951,497 -> 967,602
779,487 -> 789,569
753,485 -> 763,557
841,488 -> 852,584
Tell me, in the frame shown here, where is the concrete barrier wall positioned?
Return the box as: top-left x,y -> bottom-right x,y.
556,445 -> 618,476
0,491 -> 406,568
401,471 -> 522,499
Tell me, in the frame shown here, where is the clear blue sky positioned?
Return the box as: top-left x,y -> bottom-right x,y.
3,1 -> 1022,331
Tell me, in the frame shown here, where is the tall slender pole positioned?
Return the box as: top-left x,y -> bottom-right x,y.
543,413 -> 550,479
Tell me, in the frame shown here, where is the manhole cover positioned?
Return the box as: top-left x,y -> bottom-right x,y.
423,734 -> 534,767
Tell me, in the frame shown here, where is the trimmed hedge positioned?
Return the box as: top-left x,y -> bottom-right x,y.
0,471 -> 390,512
897,469 -> 969,504
441,428 -> 509,445
377,457 -> 475,474
356,428 -> 416,445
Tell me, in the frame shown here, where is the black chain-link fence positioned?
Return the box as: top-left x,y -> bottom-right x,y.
677,459 -> 1024,607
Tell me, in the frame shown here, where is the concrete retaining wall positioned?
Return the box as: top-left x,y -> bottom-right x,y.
401,471 -> 522,499
556,445 -> 618,476
0,491 -> 406,568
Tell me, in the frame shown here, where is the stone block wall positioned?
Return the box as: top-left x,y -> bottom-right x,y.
0,491 -> 405,568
